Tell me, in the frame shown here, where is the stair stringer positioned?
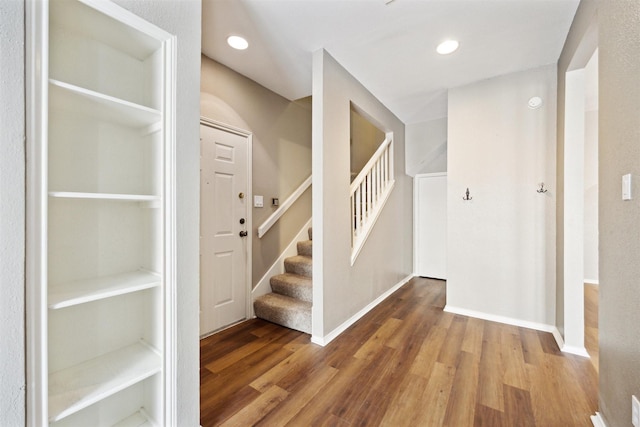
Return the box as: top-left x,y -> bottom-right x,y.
251,218 -> 312,317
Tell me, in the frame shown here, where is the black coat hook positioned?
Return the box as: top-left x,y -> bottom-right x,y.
537,183 -> 548,193
463,188 -> 472,201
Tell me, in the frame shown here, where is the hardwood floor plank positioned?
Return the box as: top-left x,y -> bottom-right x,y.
331,346 -> 398,423
200,278 -> 597,427
501,329 -> 529,389
349,388 -> 392,427
250,341 -> 322,393
201,385 -> 261,426
382,362 -> 455,426
283,356 -> 371,426
519,327 -> 545,366
503,384 -> 535,427
353,317 -> 402,360
219,384 -> 289,427
474,403 -> 506,427
254,363 -> 338,426
437,315 -> 467,367
443,350 -> 480,427
461,316 -> 485,355
476,322 -> 505,411
584,283 -> 599,372
409,325 -> 448,378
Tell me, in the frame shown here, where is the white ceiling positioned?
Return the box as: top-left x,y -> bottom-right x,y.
202,0 -> 579,124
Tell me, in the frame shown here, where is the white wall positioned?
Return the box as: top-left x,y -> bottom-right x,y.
0,2 -> 26,425
312,50 -> 413,338
405,117 -> 448,176
446,65 -> 557,327
583,50 -> 598,284
104,1 -> 203,424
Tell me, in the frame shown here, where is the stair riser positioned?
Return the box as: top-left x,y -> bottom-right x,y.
297,241 -> 312,257
254,299 -> 311,334
270,276 -> 312,303
285,258 -> 312,277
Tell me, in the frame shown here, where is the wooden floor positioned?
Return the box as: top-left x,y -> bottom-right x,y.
200,277 -> 597,426
584,283 -> 599,372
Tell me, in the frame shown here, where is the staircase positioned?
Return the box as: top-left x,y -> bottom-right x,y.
254,227 -> 312,334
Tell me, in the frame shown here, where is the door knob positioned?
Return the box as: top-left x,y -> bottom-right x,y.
238,192 -> 245,199
239,230 -> 248,237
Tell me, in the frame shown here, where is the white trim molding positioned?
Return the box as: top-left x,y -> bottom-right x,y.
590,412 -> 607,427
444,306 -> 557,333
444,305 -> 591,358
311,274 -> 413,346
258,176 -> 311,238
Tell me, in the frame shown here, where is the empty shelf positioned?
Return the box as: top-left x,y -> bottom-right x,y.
49,79 -> 161,128
49,270 -> 161,309
49,191 -> 159,202
49,342 -> 162,423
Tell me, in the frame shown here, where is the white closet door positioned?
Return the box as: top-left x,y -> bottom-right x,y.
415,173 -> 447,279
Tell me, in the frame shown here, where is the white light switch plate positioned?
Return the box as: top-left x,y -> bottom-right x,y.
623,174 -> 632,200
632,395 -> 639,427
254,195 -> 263,208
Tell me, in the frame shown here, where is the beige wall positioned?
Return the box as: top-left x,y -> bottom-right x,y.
597,0 -> 640,424
200,56 -> 312,287
350,107 -> 385,179
312,49 -> 413,337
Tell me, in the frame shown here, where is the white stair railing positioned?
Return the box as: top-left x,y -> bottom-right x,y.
350,135 -> 395,264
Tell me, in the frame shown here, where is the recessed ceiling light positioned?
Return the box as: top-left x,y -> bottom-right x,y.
227,35 -> 248,50
436,40 -> 459,55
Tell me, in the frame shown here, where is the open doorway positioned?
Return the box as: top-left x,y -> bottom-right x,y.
563,45 -> 598,363
583,50 -> 599,370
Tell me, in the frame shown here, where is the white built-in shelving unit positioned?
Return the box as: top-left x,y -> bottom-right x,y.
27,0 -> 176,425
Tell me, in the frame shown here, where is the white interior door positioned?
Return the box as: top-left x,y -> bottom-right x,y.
415,173 -> 447,279
200,123 -> 249,336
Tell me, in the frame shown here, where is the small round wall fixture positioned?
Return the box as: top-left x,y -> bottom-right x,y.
528,96 -> 543,109
227,35 -> 249,50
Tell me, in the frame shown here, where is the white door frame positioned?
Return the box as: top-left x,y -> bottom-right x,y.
199,117 -> 253,334
561,24 -> 598,356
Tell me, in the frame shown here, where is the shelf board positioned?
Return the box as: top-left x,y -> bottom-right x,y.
49,271 -> 161,310
50,0 -> 166,61
112,409 -> 155,427
49,191 -> 159,202
49,342 -> 162,423
49,79 -> 161,128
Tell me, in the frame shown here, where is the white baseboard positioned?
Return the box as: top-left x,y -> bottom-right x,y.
443,305 -> 591,358
562,344 -> 591,358
551,327 -> 590,357
551,327 -> 565,350
251,218 -> 312,316
311,274 -> 413,346
443,305 -> 557,333
591,412 -> 607,427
